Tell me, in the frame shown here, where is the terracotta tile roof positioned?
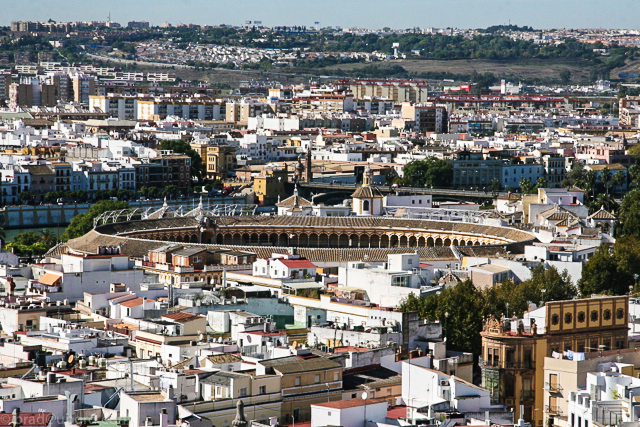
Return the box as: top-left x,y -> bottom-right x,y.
352,185 -> 384,199
276,259 -> 316,269
589,208 -> 615,220
161,311 -> 202,323
277,194 -> 313,207
119,297 -> 154,308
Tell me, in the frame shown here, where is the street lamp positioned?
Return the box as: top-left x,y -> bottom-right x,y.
362,385 -> 371,427
444,311 -> 449,343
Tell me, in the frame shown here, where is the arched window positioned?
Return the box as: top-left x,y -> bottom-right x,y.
363,200 -> 370,211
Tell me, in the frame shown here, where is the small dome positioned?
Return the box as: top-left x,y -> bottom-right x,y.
364,166 -> 373,174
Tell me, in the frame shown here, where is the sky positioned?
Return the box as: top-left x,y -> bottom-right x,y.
1,0 -> 639,30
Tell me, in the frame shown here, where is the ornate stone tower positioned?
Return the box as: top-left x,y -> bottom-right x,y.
305,147 -> 312,182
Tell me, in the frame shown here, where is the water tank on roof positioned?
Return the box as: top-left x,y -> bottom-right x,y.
98,358 -> 107,368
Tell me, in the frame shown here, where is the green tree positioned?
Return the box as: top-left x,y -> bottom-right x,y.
578,244 -> 629,296
519,178 -> 537,194
400,280 -> 484,355
117,189 -> 130,200
62,200 -> 129,241
489,178 -> 501,194
40,228 -> 57,246
159,139 -> 203,181
6,231 -> 52,256
76,190 -> 88,202
402,157 -> 453,188
629,164 -> 640,188
559,69 -> 571,84
162,185 -> 178,199
612,171 -> 626,197
18,192 -> 31,204
617,189 -> 640,237
600,167 -> 612,195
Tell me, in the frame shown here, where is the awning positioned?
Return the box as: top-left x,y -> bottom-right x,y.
37,273 -> 62,286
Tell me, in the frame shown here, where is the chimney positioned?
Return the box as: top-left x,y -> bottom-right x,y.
160,409 -> 168,427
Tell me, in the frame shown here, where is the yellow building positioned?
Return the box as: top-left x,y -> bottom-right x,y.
206,143 -> 237,180
253,164 -> 289,205
258,354 -> 343,422
480,295 -> 629,427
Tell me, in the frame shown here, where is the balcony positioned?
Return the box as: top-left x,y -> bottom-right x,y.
545,406 -> 562,415
281,380 -> 342,397
544,382 -> 563,393
521,390 -> 534,399
479,358 -> 533,370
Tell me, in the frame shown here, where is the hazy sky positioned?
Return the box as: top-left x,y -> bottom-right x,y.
1,0 -> 639,30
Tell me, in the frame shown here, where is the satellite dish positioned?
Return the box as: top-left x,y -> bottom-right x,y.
361,391 -> 368,400
67,354 -> 74,364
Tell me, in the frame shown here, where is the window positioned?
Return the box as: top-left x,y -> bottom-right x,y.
603,309 -> 611,321
363,200 -> 370,210
392,275 -> 410,287
295,377 -> 301,386
578,311 -> 585,323
334,372 -> 339,381
315,374 -> 320,384
193,256 -> 202,263
240,388 -> 247,397
565,313 -> 572,324
591,310 -> 599,322
259,386 -> 266,395
551,314 -> 559,325
617,308 -> 625,319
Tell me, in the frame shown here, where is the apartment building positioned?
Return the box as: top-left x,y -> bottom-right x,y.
9,78 -> 56,108
401,103 -> 449,133
137,98 -> 225,121
252,164 -> 289,205
70,73 -> 96,104
479,295 -> 629,426
335,79 -> 429,104
257,351 -> 343,422
89,95 -> 138,120
205,143 -> 237,180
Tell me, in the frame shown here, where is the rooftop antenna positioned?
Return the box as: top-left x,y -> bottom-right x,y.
107,12 -> 111,23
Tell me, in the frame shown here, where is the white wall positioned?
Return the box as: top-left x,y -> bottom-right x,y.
311,401 -> 387,427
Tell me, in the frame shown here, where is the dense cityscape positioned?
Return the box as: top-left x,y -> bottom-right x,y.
0,14 -> 638,427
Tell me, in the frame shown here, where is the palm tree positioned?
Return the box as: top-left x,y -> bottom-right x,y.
599,167 -> 612,196
40,228 -> 57,246
629,164 -> 640,188
612,171 -> 626,198
581,169 -> 598,200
